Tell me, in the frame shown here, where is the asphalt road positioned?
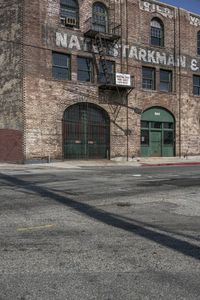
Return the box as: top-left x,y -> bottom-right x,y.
0,164 -> 200,300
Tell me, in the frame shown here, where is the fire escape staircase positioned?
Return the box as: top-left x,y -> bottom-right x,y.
84,16 -> 134,118
95,33 -> 112,85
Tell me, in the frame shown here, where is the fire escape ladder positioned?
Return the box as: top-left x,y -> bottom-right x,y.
95,33 -> 111,85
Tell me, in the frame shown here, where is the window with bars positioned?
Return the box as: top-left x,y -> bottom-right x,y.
52,52 -> 70,80
77,57 -> 93,82
160,69 -> 172,92
60,0 -> 79,28
151,18 -> 164,47
193,75 -> 200,96
142,67 -> 155,90
198,31 -> 200,55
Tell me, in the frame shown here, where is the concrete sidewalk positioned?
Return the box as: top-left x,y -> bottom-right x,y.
1,156 -> 200,170
138,156 -> 200,167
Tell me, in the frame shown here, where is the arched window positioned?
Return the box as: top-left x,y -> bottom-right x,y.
60,0 -> 79,28
197,31 -> 200,55
150,18 -> 164,47
92,2 -> 108,33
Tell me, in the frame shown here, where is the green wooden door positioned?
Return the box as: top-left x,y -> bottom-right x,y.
141,107 -> 175,157
150,131 -> 162,157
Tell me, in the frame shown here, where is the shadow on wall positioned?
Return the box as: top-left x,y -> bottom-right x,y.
0,129 -> 23,162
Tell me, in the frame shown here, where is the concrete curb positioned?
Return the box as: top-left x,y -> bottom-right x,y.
141,162 -> 200,167
1,157 -> 200,170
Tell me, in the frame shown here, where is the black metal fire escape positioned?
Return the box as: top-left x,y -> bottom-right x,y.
84,7 -> 133,110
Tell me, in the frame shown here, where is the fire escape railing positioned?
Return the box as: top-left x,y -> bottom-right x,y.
84,16 -> 134,103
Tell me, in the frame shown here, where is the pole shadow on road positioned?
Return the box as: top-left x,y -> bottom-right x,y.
1,173 -> 200,261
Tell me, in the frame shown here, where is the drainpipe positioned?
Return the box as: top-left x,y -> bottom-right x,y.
178,8 -> 182,157
125,0 -> 129,161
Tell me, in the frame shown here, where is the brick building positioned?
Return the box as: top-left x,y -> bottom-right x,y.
0,0 -> 200,162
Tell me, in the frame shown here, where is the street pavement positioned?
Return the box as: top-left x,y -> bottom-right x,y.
0,162 -> 200,299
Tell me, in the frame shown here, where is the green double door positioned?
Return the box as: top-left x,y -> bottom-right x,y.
141,107 -> 175,157
63,103 -> 110,159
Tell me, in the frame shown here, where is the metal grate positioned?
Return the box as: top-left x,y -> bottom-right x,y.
63,103 -> 110,159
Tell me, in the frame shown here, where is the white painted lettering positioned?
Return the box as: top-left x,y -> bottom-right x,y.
177,56 -> 186,68
68,35 -> 81,50
113,44 -> 119,57
122,45 -> 129,58
82,38 -> 91,52
147,50 -> 157,64
139,49 -> 147,62
190,16 -> 200,27
55,32 -> 200,74
140,0 -> 173,19
191,59 -> 199,71
167,55 -> 175,66
128,46 -> 138,59
56,32 -> 68,48
156,52 -> 167,65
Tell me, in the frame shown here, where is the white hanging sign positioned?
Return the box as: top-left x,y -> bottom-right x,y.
116,73 -> 131,86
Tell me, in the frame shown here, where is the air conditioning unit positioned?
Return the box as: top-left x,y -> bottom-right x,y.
65,17 -> 77,26
60,17 -> 65,26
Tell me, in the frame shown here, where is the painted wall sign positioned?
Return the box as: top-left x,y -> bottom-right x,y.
190,15 -> 200,27
116,73 -> 131,86
139,0 -> 174,19
56,32 -> 200,73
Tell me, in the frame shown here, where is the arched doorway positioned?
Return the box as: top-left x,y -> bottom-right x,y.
63,103 -> 110,159
141,107 -> 175,157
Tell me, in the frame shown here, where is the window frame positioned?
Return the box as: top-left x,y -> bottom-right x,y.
142,67 -> 156,90
52,52 -> 71,81
150,18 -> 164,47
60,0 -> 79,28
193,75 -> 200,96
77,56 -> 93,83
197,31 -> 200,56
92,2 -> 108,33
160,69 -> 172,93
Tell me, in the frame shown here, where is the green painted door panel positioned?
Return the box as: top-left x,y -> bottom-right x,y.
141,107 -> 175,158
141,107 -> 174,122
150,131 -> 162,157
141,146 -> 151,157
63,103 -> 110,159
163,146 -> 174,157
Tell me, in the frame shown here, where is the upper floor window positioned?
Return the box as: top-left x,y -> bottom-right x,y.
77,57 -> 93,82
60,0 -> 79,28
160,69 -> 172,92
98,60 -> 115,84
142,67 -> 155,90
151,18 -> 164,47
92,2 -> 108,33
197,31 -> 200,55
193,75 -> 200,96
52,52 -> 71,80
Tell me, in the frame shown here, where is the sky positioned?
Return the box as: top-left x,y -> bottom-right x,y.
158,0 -> 200,14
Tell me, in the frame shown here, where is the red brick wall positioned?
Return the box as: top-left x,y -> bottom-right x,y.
0,129 -> 23,162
